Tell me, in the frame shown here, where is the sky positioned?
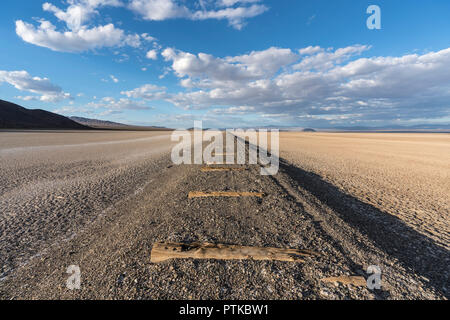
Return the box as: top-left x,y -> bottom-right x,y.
0,0 -> 449,128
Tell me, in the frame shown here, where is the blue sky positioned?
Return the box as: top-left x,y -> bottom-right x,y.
0,0 -> 449,128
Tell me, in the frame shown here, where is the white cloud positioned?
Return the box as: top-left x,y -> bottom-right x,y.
16,20 -> 140,52
16,0 -> 263,53
151,45 -> 450,124
15,95 -> 38,101
293,45 -> 371,71
141,33 -> 157,42
88,96 -> 154,111
16,1 -> 147,52
162,48 -> 254,82
53,103 -> 125,117
129,0 -> 189,20
42,0 -> 123,31
121,84 -> 167,100
190,4 -> 268,29
146,49 -> 158,60
128,0 -> 268,29
110,75 -> 119,83
161,46 -> 296,89
227,47 -> 298,76
88,44 -> 450,125
0,70 -> 70,102
299,46 -> 323,55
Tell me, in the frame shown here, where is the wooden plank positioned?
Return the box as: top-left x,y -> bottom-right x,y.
201,167 -> 247,172
188,191 -> 264,198
321,276 -> 367,287
151,242 -> 320,263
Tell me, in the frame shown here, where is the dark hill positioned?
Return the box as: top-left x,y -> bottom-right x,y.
0,99 -> 90,129
70,116 -> 128,128
70,116 -> 170,131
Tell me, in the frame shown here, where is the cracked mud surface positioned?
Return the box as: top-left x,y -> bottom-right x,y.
0,131 -> 448,299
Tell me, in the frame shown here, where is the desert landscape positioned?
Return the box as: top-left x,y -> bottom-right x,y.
0,130 -> 448,299
1,1 -> 449,306
280,133 -> 450,250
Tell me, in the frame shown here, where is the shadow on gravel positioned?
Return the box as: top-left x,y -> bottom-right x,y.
278,158 -> 449,298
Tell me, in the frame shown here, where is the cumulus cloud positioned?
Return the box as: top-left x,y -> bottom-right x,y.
16,1 -> 152,52
121,84 -> 167,100
42,0 -> 123,31
16,0 -> 263,53
0,70 -> 70,102
15,19 -> 141,52
299,46 -> 323,55
128,0 -> 268,29
141,33 -> 157,42
227,47 -> 298,76
88,96 -> 154,111
146,49 -> 158,60
162,48 -> 255,82
191,4 -> 268,29
293,45 -> 371,71
144,45 -> 450,125
128,0 -> 188,20
161,46 -> 296,90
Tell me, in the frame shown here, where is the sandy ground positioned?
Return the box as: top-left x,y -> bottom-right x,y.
0,131 -> 448,300
279,133 -> 450,250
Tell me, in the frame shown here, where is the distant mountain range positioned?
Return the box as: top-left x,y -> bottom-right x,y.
70,116 -> 170,131
69,116 -> 130,128
0,99 -> 89,130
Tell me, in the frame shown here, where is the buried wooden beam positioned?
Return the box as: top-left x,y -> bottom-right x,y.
201,167 -> 247,172
320,276 -> 367,287
151,242 -> 320,263
188,191 -> 264,198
